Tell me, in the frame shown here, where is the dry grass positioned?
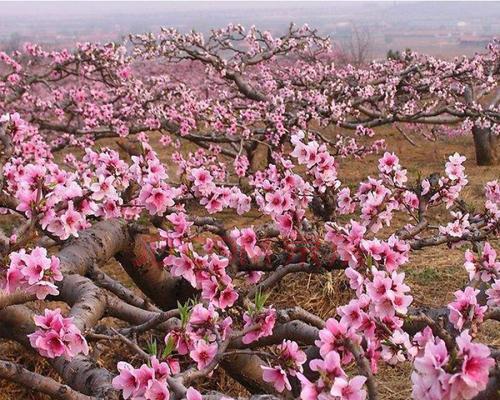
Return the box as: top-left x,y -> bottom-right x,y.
0,128 -> 498,399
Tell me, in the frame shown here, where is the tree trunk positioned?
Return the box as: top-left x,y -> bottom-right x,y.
472,126 -> 498,166
115,234 -> 195,310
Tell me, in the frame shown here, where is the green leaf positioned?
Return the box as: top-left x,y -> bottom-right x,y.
178,300 -> 192,327
147,337 -> 158,358
253,288 -> 269,312
162,335 -> 175,358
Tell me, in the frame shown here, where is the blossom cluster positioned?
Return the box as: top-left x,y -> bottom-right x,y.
4,247 -> 62,299
0,33 -> 499,400
28,308 -> 88,360
261,340 -> 307,392
411,329 -> 494,400
112,356 -> 179,400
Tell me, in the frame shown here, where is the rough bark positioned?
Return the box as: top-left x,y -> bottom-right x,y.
0,359 -> 95,400
221,354 -> 282,396
0,290 -> 36,310
115,234 -> 195,310
472,126 -> 498,166
59,219 -> 132,276
58,275 -> 108,332
230,320 -> 319,349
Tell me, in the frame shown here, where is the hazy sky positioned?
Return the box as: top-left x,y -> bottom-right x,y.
2,1 -> 499,29
1,1 -> 499,57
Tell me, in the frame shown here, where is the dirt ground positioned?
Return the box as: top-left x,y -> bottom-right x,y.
0,127 -> 498,399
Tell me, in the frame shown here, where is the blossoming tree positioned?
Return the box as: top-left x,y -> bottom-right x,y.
0,24 -> 499,400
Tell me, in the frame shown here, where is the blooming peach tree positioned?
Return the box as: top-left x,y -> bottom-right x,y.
0,25 -> 499,400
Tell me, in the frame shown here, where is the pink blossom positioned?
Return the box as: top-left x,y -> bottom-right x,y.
58,201 -> 83,239
235,227 -> 260,259
145,379 -> 170,400
262,366 -> 291,393
186,387 -> 203,400
378,152 -> 400,174
242,308 -> 276,344
330,376 -> 367,400
28,309 -> 88,360
217,286 -> 239,309
486,279 -> 500,307
337,188 -> 355,214
275,213 -> 295,237
190,168 -> 213,187
190,339 -> 218,369
90,175 -> 117,201
464,242 -> 499,283
446,330 -> 494,400
447,287 -> 486,330
112,362 -> 139,399
316,318 -> 358,363
5,247 -> 63,300
265,191 -> 285,214
310,350 -> 346,380
411,336 -> 450,400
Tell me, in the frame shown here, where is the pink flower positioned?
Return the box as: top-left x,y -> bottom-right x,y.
345,267 -> 364,294
186,387 -> 203,400
166,212 -> 193,238
145,379 -> 170,400
22,246 -> 51,285
279,340 -> 307,374
242,308 -> 276,344
139,184 -> 177,216
330,376 -> 367,400
486,279 -> 500,307
378,152 -> 400,174
112,362 -> 139,399
338,298 -> 368,330
166,252 -> 196,287
29,330 -> 66,358
290,141 -> 310,165
445,153 -> 466,181
134,364 -> 155,395
316,318 -> 356,363
265,191 -> 285,214
190,340 -> 218,369
365,269 -> 412,317
33,308 -> 66,330
297,374 -> 321,400
58,201 -> 83,239
189,304 -> 217,326
262,366 -> 291,393
446,330 -> 494,400
5,247 -> 63,300
464,242 -> 499,283
275,213 -> 295,237
235,227 -> 262,259
310,351 -> 346,380
28,309 -> 88,360
217,286 -> 239,309
447,287 -> 486,330
90,175 -> 117,201
381,330 -> 415,365
63,328 -> 90,358
411,337 -> 450,400
112,356 -> 173,400
190,168 -> 213,187
337,188 -> 355,214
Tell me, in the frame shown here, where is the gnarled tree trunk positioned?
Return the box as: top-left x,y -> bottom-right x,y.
472,126 -> 498,166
